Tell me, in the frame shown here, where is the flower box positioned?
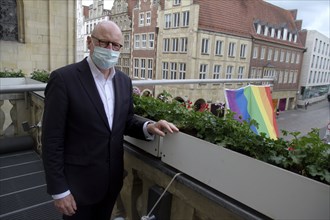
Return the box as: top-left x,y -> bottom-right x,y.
160,132 -> 330,220
124,135 -> 162,157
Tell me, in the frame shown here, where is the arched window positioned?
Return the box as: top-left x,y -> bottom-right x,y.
0,0 -> 24,42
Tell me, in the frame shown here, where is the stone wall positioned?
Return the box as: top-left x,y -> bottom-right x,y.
0,0 -> 76,75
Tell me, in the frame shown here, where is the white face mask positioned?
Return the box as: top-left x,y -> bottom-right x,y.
91,46 -> 120,70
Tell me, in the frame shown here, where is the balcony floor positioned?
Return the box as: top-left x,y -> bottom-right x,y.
0,149 -> 62,220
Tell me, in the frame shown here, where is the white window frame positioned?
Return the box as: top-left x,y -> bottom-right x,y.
173,12 -> 180,28
134,59 -> 139,78
146,12 -> 151,25
201,38 -> 209,54
141,59 -> 146,79
228,42 -> 236,57
170,62 -> 177,79
180,37 -> 188,53
147,59 -> 153,79
226,65 -> 233,79
139,13 -> 144,26
163,38 -> 170,52
134,34 -> 140,48
240,44 -> 247,58
182,11 -> 189,27
162,62 -> 169,79
213,65 -> 221,79
267,48 -> 273,61
199,64 -> 208,79
141,34 -> 147,48
179,63 -> 186,79
238,66 -> 244,79
260,47 -> 266,60
165,14 -> 171,28
215,40 -> 223,56
148,33 -> 154,48
253,46 -> 258,59
172,38 -> 179,52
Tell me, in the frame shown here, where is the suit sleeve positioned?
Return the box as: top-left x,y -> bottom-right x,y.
41,71 -> 70,195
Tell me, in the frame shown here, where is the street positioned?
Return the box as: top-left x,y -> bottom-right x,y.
276,99 -> 330,141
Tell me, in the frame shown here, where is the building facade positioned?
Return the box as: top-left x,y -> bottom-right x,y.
298,30 -> 330,106
0,0 -> 76,74
82,0 -> 111,58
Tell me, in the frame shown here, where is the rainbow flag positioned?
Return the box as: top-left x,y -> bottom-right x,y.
224,85 -> 279,139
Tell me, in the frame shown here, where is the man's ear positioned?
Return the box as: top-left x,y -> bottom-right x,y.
87,36 -> 92,50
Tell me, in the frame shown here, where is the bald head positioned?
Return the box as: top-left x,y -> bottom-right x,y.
92,21 -> 122,39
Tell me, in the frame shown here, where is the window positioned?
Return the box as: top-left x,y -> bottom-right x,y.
165,14 -> 171,28
226,66 -> 233,79
285,51 -> 290,63
277,29 -> 281,39
124,34 -> 130,49
215,40 -> 223,56
149,33 -> 154,48
260,47 -> 266,60
146,12 -> 151,25
163,38 -> 170,52
250,68 -> 256,78
296,54 -> 300,64
291,52 -> 295,63
238,67 -> 244,79
170,62 -> 177,79
253,46 -> 258,59
228,42 -> 236,57
179,63 -> 186,79
267,48 -> 273,61
283,70 -> 288,83
172,38 -> 179,52
271,28 -> 275,37
173,12 -> 180,28
174,0 -> 181,5
147,59 -> 153,79
240,44 -> 247,58
311,55 -> 315,68
162,62 -> 169,79
199,64 -> 208,79
134,35 -> 140,48
274,49 -> 279,62
139,13 -> 144,26
314,38 -> 318,52
134,59 -> 139,78
182,11 -> 189,27
213,65 -> 221,79
201,38 -> 209,54
264,26 -> 269,36
278,70 -> 283,83
141,59 -> 146,78
280,50 -> 285,62
282,28 -> 288,41
180,37 -> 188,53
141,34 -> 147,48
293,70 -> 298,83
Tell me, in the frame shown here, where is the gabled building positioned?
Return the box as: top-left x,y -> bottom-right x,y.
82,0 -> 111,58
249,1 -> 305,110
130,0 -> 160,96
152,0 -> 306,110
111,0 -> 137,75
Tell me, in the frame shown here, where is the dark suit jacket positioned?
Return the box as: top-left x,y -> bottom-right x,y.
42,58 -> 147,205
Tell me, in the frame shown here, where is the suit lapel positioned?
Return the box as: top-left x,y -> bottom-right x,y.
77,59 -> 110,131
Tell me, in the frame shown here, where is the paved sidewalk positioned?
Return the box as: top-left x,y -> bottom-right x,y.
276,99 -> 330,141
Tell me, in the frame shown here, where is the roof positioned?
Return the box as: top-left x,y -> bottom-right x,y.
196,0 -> 305,48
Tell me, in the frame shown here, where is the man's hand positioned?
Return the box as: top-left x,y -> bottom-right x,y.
54,194 -> 77,216
147,119 -> 179,137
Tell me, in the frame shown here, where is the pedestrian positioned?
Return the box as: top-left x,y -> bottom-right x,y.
276,108 -> 280,118
305,101 -> 309,110
41,20 -> 179,220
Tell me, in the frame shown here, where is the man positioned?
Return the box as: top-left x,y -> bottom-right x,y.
41,20 -> 178,220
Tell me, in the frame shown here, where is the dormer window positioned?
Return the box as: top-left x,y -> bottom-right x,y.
277,29 -> 281,39
271,28 -> 275,37
283,28 -> 288,41
293,34 -> 297,43
288,33 -> 292,42
264,26 -> 269,36
256,24 -> 262,34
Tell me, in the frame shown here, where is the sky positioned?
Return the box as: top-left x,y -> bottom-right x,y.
82,0 -> 330,37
